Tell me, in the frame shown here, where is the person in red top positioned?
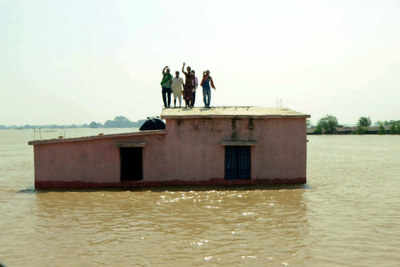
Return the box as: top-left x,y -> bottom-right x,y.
182,62 -> 194,108
190,70 -> 198,107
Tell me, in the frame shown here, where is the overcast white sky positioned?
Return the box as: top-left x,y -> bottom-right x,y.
1,0 -> 399,125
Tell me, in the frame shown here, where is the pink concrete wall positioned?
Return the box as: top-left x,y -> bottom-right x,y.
34,134 -> 167,186
162,117 -> 306,181
33,117 -> 307,189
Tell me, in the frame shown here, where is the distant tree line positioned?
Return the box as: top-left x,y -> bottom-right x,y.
88,116 -> 146,128
308,115 -> 400,135
0,116 -> 146,130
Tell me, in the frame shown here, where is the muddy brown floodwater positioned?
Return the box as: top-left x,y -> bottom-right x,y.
1,129 -> 400,266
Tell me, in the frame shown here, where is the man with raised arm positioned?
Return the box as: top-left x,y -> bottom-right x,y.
182,62 -> 194,108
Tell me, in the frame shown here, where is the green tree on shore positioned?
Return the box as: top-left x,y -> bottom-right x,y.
378,122 -> 386,134
390,122 -> 400,134
315,115 -> 338,134
356,116 -> 371,134
358,117 -> 371,127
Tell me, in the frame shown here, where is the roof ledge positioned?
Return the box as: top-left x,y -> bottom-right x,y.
161,106 -> 310,119
28,130 -> 166,146
220,140 -> 257,146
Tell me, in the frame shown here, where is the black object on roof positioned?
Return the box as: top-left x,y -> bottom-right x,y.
139,118 -> 166,131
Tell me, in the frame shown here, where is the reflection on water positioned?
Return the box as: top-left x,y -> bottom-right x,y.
1,130 -> 400,266
28,188 -> 307,266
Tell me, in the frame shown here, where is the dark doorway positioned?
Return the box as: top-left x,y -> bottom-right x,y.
225,146 -> 251,179
120,147 -> 143,181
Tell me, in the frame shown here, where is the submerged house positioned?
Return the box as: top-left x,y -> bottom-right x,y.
29,106 -> 310,189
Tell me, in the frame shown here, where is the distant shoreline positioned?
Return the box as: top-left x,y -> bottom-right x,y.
307,125 -> 398,135
0,127 -> 139,130
0,115 -> 145,130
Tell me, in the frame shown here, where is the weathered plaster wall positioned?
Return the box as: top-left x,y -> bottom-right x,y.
33,117 -> 307,189
34,134 -> 167,188
162,117 -> 306,181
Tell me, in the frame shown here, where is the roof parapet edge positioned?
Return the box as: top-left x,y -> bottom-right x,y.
28,130 -> 167,146
161,114 -> 310,119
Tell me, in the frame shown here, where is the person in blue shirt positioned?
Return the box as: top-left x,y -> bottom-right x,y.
200,70 -> 216,108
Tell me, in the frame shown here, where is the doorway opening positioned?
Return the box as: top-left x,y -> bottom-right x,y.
120,147 -> 143,181
225,146 -> 251,179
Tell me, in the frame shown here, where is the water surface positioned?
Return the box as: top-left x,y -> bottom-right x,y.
1,129 -> 400,266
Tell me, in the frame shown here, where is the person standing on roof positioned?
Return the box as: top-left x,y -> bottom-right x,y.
182,62 -> 194,108
161,66 -> 172,108
201,70 -> 216,108
191,70 -> 198,107
171,71 -> 184,108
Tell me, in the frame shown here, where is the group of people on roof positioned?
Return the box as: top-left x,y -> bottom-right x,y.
161,63 -> 216,108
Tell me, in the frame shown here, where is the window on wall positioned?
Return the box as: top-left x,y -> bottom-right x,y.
225,146 -> 251,179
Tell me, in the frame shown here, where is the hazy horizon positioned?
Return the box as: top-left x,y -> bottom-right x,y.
1,0 -> 399,125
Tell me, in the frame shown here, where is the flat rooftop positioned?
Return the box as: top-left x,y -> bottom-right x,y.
161,106 -> 310,119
